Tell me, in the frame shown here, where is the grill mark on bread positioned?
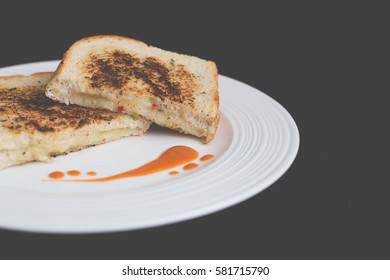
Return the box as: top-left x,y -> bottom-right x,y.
0,87 -> 124,134
141,57 -> 181,99
25,120 -> 55,133
85,50 -> 197,103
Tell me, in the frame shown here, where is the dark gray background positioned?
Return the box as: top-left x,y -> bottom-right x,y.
0,1 -> 388,259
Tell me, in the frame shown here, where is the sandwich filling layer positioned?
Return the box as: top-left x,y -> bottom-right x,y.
0,127 -> 136,169
62,90 -> 212,138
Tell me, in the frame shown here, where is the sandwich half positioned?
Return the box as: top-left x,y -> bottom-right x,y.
0,72 -> 150,170
46,35 -> 219,143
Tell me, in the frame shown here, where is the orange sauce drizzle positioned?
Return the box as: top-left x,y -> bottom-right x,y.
183,163 -> 199,170
67,170 -> 81,176
169,171 -> 179,176
200,154 -> 214,161
87,171 -> 97,176
48,171 -> 65,179
58,145 -> 198,182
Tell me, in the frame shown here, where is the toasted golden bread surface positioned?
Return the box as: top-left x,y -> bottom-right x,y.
46,35 -> 219,143
0,84 -> 121,134
83,50 -> 201,106
0,72 -> 150,170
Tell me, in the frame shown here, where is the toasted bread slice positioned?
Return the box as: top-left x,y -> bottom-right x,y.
46,35 -> 219,143
0,72 -> 150,170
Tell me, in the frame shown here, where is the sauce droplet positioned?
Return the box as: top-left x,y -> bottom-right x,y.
48,171 -> 65,179
60,145 -> 198,182
87,171 -> 97,176
169,171 -> 179,176
183,163 -> 199,170
67,170 -> 81,176
200,154 -> 214,161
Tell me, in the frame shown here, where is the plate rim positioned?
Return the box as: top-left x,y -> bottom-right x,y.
0,60 -> 300,234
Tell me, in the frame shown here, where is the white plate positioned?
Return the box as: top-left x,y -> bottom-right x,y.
0,61 -> 299,233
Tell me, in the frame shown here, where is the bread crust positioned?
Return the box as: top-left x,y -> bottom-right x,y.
0,72 -> 53,88
201,61 -> 219,143
55,35 -> 147,78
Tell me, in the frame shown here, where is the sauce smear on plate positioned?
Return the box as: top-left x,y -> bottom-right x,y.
183,163 -> 199,170
200,154 -> 214,161
50,145 -> 199,182
67,170 -> 81,176
48,171 -> 65,179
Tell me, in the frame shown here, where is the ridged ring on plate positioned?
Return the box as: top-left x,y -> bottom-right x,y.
0,61 -> 299,233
